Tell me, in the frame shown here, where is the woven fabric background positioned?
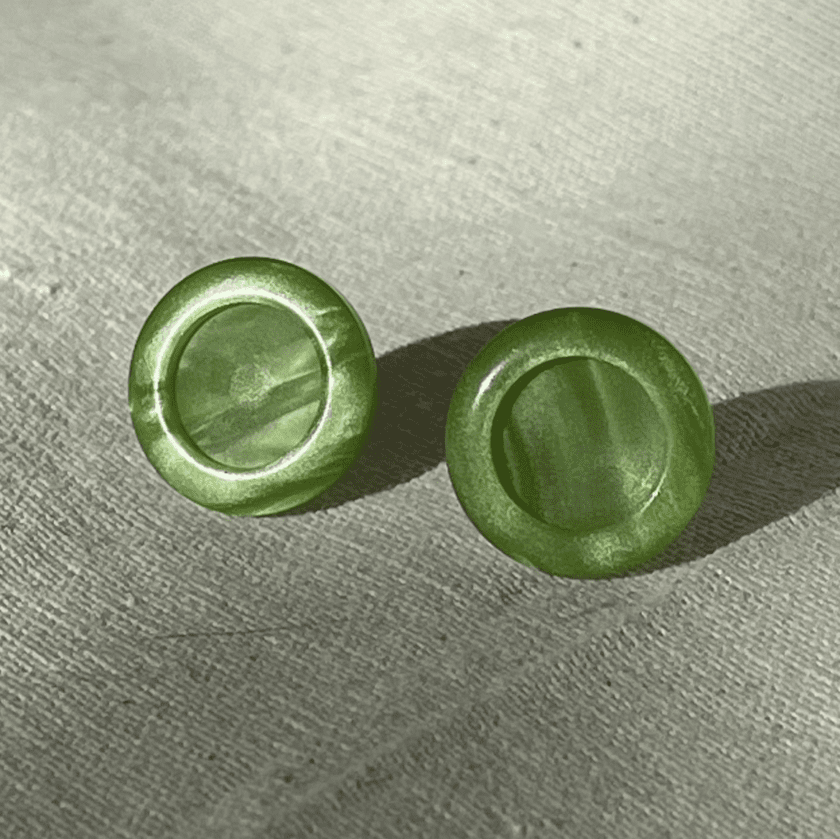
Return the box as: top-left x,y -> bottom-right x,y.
2,0 -> 840,837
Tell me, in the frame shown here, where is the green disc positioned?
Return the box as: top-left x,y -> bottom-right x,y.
444,307 -> 715,578
128,257 -> 377,515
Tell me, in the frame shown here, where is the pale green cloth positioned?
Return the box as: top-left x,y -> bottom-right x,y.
2,1 -> 840,837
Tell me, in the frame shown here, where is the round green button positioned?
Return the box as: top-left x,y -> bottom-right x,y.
445,307 -> 715,578
128,257 -> 377,515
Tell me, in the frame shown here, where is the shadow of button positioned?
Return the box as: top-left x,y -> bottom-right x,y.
274,323 -> 840,577
629,377 -> 840,575
272,320 -> 518,515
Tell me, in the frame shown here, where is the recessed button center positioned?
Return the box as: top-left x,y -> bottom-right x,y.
491,357 -> 668,531
174,302 -> 326,470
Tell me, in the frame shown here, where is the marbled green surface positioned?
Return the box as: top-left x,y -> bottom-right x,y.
128,257 -> 377,515
446,307 -> 716,578
175,302 -> 325,470
494,357 -> 669,532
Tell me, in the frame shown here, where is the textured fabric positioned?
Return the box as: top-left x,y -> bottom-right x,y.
2,0 -> 840,837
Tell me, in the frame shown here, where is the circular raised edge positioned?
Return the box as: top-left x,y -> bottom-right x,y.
444,307 -> 715,578
128,257 -> 377,515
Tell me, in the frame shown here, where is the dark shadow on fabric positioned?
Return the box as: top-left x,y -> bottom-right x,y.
272,320 -> 518,516
627,377 -> 840,575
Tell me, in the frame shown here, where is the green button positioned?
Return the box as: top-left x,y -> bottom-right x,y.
445,308 -> 715,578
128,257 -> 377,515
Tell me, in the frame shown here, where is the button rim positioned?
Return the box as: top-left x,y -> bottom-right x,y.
128,257 -> 377,515
444,307 -> 716,578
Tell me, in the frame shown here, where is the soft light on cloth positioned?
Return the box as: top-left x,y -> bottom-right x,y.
1,0 -> 840,837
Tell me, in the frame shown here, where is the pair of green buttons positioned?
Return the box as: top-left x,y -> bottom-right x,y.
128,257 -> 715,578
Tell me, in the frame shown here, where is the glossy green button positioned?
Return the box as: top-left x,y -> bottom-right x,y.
128,257 -> 377,515
445,307 -> 715,578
